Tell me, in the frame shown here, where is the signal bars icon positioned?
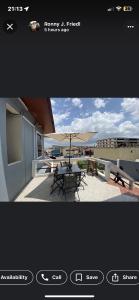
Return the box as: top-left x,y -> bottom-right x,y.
107,7 -> 114,12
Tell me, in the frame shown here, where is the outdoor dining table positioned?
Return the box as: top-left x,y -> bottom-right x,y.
57,164 -> 81,175
50,164 -> 82,195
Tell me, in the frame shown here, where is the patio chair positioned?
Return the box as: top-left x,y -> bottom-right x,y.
77,162 -> 88,186
62,173 -> 80,201
87,160 -> 98,176
50,167 -> 63,194
60,161 -> 68,167
76,172 -> 85,190
81,170 -> 88,186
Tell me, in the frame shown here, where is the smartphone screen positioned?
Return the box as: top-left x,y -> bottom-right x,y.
0,1 -> 139,300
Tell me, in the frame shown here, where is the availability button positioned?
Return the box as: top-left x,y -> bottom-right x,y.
0,270 -> 33,285
106,270 -> 139,285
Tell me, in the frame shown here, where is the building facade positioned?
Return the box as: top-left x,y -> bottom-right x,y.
97,138 -> 139,148
94,147 -> 139,161
0,98 -> 55,202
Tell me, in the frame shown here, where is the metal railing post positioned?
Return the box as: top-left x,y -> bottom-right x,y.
129,180 -> 133,190
32,160 -> 37,178
105,162 -> 111,181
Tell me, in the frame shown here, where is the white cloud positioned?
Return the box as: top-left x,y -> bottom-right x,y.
119,121 -> 139,136
85,112 -> 90,117
46,109 -> 139,146
51,99 -> 56,106
65,98 -> 71,102
72,98 -> 83,108
56,111 -> 124,134
53,112 -> 70,126
121,98 -> 139,120
94,98 -> 106,109
50,99 -> 56,112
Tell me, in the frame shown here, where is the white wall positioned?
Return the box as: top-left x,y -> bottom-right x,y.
6,111 -> 22,164
0,99 -> 42,201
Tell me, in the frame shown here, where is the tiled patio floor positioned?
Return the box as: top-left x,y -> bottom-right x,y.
15,174 -> 139,202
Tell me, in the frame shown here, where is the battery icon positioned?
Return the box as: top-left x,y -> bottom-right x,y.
123,6 -> 133,12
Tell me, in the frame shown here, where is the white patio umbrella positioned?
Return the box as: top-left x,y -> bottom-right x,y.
45,132 -> 97,165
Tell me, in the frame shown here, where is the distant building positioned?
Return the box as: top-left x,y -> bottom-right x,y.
45,145 -> 95,158
49,145 -> 95,157
94,147 -> 139,161
82,147 -> 94,156
0,98 -> 55,201
97,138 -> 139,148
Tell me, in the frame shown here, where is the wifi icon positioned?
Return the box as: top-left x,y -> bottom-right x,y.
116,6 -> 122,12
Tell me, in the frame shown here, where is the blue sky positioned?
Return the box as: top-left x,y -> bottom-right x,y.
45,98 -> 139,147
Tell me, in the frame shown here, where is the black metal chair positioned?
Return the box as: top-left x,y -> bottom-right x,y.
62,173 -> 80,201
50,167 -> 63,194
60,161 -> 68,167
75,172 -> 85,190
80,170 -> 88,186
77,162 -> 88,186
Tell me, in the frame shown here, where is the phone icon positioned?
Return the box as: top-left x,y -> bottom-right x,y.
41,274 -> 49,281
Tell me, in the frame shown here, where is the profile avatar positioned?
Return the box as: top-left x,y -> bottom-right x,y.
29,21 -> 40,32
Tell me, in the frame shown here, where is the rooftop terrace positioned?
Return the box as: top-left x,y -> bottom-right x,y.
15,167 -> 139,202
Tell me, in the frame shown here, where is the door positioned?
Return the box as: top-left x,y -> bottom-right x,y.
24,119 -> 34,184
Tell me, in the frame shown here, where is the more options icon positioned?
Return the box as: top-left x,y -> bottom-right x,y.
36,270 -> 67,285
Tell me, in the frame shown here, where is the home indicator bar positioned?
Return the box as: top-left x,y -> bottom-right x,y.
44,296 -> 95,299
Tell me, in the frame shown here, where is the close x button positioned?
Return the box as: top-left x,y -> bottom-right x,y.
70,270 -> 104,285
107,270 -> 139,285
36,270 -> 67,285
3,20 -> 17,33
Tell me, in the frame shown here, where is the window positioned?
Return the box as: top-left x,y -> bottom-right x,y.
37,133 -> 43,157
6,107 -> 22,164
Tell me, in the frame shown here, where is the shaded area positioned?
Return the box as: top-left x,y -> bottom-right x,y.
15,174 -> 139,202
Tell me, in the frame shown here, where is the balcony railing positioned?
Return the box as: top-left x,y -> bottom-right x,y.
32,157 -> 134,190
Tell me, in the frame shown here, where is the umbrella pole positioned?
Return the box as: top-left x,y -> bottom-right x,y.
69,134 -> 72,165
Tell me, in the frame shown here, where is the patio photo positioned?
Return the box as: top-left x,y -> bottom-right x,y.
0,97 -> 139,202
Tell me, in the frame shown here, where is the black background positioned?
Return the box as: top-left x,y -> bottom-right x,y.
0,1 -> 139,299
0,204 -> 139,299
0,0 -> 138,96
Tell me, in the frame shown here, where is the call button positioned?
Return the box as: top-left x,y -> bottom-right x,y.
36,270 -> 67,285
